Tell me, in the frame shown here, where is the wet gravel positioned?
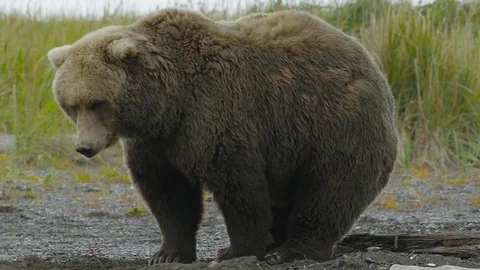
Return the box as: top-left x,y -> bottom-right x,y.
0,162 -> 479,270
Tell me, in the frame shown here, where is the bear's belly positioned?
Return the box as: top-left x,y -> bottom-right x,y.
266,170 -> 296,208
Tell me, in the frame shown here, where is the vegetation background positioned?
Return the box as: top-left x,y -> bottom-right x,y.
0,0 -> 479,174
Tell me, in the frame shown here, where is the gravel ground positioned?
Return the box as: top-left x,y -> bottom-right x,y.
0,155 -> 479,270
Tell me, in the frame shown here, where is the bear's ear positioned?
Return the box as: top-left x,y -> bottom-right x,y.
47,45 -> 71,68
106,38 -> 139,62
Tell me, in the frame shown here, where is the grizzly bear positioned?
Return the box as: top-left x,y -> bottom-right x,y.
47,8 -> 399,266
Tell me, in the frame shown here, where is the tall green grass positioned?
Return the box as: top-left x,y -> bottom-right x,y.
357,0 -> 480,168
0,0 -> 479,169
0,11 -> 138,151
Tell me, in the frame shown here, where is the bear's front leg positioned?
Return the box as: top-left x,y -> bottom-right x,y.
122,139 -> 203,265
207,164 -> 274,262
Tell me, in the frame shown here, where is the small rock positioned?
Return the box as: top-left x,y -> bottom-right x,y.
19,213 -> 30,219
367,246 -> 382,252
364,257 -> 375,264
207,260 -> 219,268
85,186 -> 102,192
16,185 -> 27,191
0,205 -> 16,213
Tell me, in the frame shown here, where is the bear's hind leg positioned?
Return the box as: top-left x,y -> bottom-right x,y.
209,168 -> 274,262
265,168 -> 387,265
123,140 -> 203,265
267,206 -> 292,251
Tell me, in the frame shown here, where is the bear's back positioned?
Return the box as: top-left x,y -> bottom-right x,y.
215,10 -> 357,52
135,8 -> 364,57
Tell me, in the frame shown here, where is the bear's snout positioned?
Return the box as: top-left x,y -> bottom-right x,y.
76,143 -> 95,158
74,109 -> 109,158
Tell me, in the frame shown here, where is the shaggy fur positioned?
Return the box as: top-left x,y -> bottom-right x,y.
47,8 -> 399,266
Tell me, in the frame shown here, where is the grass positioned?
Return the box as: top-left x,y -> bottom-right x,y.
377,194 -> 399,209
472,197 -> 480,208
24,188 -> 39,200
74,171 -> 92,182
127,203 -> 149,216
100,165 -> 131,183
399,177 -> 414,187
448,175 -> 468,185
0,0 -> 479,172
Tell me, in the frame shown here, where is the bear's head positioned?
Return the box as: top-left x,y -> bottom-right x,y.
47,25 -> 170,158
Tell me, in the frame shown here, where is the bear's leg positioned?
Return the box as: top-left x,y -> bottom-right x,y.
123,140 -> 203,265
267,206 -> 292,251
265,169 -> 387,265
210,169 -> 274,262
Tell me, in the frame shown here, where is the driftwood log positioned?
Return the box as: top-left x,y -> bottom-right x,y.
334,231 -> 480,259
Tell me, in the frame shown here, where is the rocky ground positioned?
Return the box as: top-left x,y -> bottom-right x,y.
0,148 -> 479,270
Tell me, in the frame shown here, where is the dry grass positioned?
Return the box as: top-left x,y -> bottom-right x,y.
472,197 -> 480,208
377,194 -> 399,209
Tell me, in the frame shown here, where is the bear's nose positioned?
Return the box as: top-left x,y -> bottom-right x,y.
76,144 -> 94,158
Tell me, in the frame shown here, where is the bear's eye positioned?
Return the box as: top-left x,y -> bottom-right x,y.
89,101 -> 106,111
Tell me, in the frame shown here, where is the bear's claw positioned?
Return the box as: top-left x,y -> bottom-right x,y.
265,251 -> 285,265
148,250 -> 192,265
265,247 -> 300,265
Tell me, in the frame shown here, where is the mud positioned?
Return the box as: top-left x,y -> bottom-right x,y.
1,153 -> 479,270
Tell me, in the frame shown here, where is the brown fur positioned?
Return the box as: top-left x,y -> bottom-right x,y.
47,8 -> 399,266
